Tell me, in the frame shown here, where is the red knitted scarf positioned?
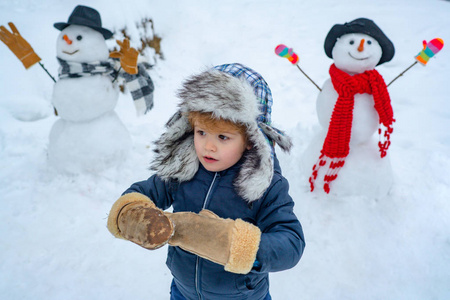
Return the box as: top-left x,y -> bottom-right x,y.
309,64 -> 394,194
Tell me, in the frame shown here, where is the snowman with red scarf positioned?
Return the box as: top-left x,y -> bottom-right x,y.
302,18 -> 396,197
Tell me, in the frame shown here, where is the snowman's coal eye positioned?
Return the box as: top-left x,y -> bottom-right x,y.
77,35 -> 82,41
349,40 -> 355,45
367,40 -> 372,45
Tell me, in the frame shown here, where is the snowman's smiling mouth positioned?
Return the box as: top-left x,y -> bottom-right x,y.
63,50 -> 79,55
348,52 -> 369,60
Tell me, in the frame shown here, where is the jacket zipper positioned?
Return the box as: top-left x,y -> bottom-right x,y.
195,257 -> 202,300
195,172 -> 218,300
202,172 -> 218,209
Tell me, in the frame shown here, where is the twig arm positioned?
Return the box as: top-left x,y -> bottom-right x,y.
38,62 -> 58,115
387,61 -> 418,87
38,62 -> 56,83
296,64 -> 322,91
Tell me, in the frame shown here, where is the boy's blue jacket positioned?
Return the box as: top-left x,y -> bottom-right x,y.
124,156 -> 305,300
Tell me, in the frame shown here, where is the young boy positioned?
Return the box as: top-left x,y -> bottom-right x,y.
107,63 -> 305,300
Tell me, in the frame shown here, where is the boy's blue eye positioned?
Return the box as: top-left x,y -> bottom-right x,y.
196,130 -> 205,136
218,135 -> 229,141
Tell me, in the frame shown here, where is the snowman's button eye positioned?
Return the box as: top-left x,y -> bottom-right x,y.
77,35 -> 82,41
367,40 -> 372,45
349,40 -> 355,45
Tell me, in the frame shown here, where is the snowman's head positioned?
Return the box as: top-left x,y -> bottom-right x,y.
332,33 -> 382,74
56,25 -> 109,63
324,18 -> 395,70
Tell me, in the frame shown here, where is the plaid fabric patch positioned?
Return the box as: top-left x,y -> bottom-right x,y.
58,58 -> 115,78
214,63 -> 273,125
214,63 -> 276,157
121,63 -> 154,115
57,58 -> 154,115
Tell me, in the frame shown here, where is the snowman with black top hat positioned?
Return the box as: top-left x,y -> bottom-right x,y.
301,18 -> 396,197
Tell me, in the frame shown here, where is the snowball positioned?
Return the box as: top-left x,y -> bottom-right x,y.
300,130 -> 394,198
48,111 -> 131,174
332,33 -> 382,74
56,25 -> 109,63
52,76 -> 119,122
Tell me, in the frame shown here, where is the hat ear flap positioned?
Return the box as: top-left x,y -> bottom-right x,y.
151,111 -> 199,181
258,122 -> 293,152
232,125 -> 274,202
165,111 -> 184,130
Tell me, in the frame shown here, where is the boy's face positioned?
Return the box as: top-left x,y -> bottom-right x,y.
193,123 -> 250,172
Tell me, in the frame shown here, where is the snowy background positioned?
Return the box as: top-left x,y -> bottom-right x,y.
1,0 -> 450,299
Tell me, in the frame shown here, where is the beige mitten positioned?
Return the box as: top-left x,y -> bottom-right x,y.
109,38 -> 139,75
107,192 -> 261,274
107,192 -> 174,249
0,22 -> 41,69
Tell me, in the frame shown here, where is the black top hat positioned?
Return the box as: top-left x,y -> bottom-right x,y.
54,5 -> 113,39
324,18 -> 395,65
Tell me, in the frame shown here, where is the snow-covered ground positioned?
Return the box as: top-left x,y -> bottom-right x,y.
1,0 -> 449,299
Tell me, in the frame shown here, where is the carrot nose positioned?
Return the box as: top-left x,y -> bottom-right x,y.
63,34 -> 72,45
358,39 -> 365,52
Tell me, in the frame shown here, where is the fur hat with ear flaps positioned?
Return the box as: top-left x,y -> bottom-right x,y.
151,63 -> 292,202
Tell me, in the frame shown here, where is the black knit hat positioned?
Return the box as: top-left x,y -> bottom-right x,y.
324,18 -> 395,65
54,5 -> 113,39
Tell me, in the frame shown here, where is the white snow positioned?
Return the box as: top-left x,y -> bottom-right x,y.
1,0 -> 449,299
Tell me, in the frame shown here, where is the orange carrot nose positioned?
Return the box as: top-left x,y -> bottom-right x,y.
358,39 -> 365,52
63,34 -> 72,45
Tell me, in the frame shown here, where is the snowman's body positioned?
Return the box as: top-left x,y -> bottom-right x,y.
317,79 -> 379,145
52,76 -> 117,122
301,33 -> 394,197
48,25 -> 131,173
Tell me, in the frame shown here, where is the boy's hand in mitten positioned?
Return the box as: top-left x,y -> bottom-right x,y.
167,209 -> 261,274
0,22 -> 41,69
107,193 -> 261,274
107,193 -> 174,249
109,38 -> 139,74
